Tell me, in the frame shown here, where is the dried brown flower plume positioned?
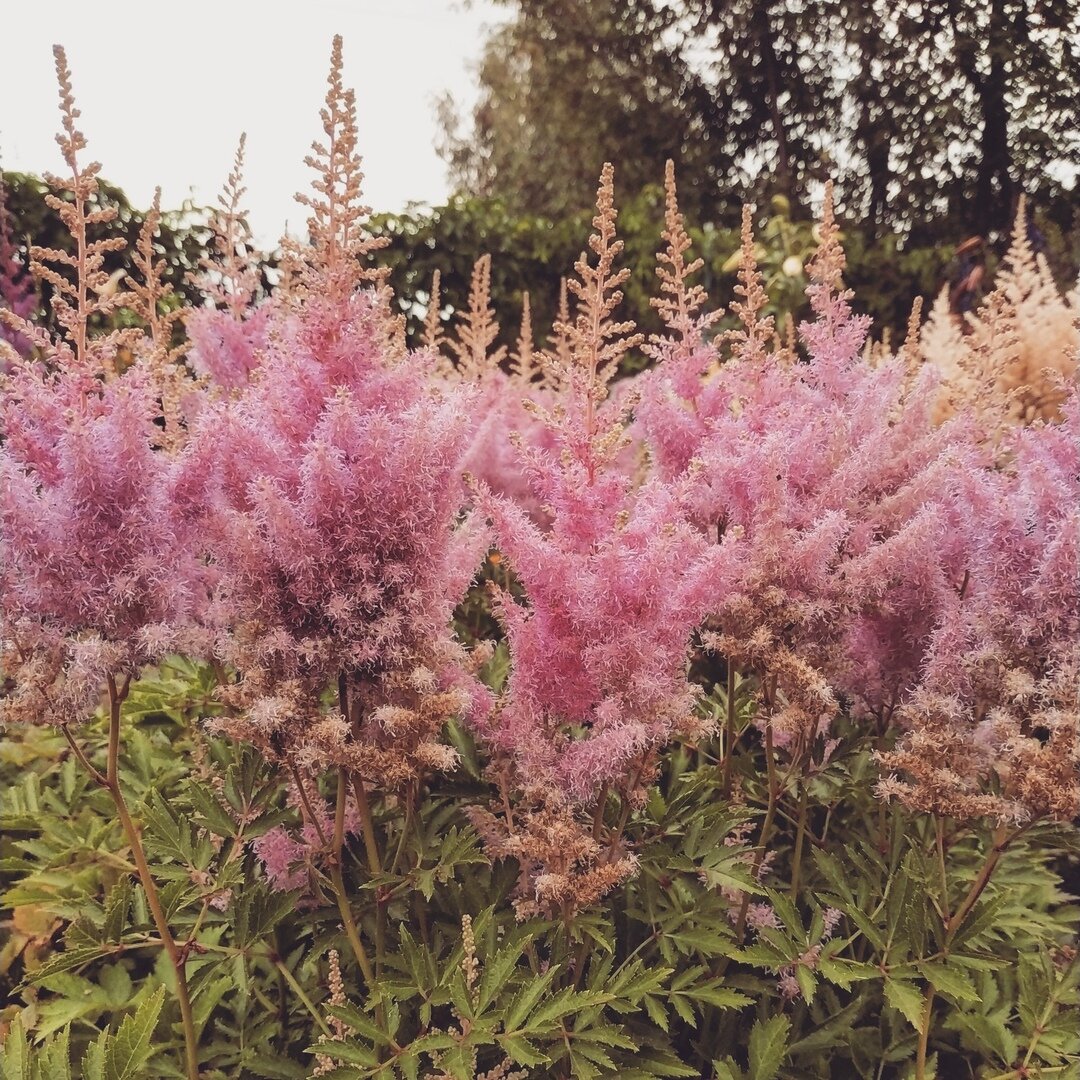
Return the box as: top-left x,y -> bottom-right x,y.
450,253 -> 506,377
647,159 -> 720,357
728,204 -> 774,364
281,35 -> 390,303
918,197 -> 1078,429
467,779 -> 638,922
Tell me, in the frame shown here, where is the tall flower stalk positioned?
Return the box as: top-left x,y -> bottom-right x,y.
0,46 -> 202,1079
470,164 -> 738,921
173,36 -> 489,987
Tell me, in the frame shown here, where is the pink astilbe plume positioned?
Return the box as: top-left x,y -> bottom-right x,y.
432,258 -> 559,521
637,176 -> 1078,824
253,776 -> 363,894
878,393 -> 1080,824
186,133 -> 269,391
0,48 -> 203,729
126,189 -> 200,450
451,272 -> 561,520
468,167 -> 738,914
448,254 -> 507,378
468,168 -> 738,920
178,323 -> 487,780
635,202 -> 765,479
5,48 -> 141,378
645,161 -> 722,362
174,42 -> 488,789
637,183 -> 981,742
0,369 -> 201,726
280,35 -> 391,310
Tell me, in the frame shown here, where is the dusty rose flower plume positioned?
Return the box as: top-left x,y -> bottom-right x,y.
877,392 -> 1080,825
440,255 -> 558,518
0,46 -> 202,732
637,183 -> 977,752
468,164 -> 737,917
449,253 -> 507,377
186,133 -> 270,390
0,48 -> 207,1075
125,189 -> 197,450
175,38 -> 488,868
645,160 -> 722,362
280,36 -> 392,313
421,268 -> 447,357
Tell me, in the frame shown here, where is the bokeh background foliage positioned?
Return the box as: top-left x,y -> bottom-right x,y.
4,0 -> 1078,350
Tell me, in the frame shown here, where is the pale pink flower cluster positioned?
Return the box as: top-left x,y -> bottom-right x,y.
876,393 -> 1080,824
636,198 -> 982,741
184,134 -> 269,391
170,39 -> 491,785
3,39 -> 1077,906
253,779 -> 361,893
1,40 -> 489,820
176,287 -> 489,769
185,305 -> 269,391
0,355 -> 204,725
472,167 -> 739,804
0,50 -> 206,734
478,464 -> 737,801
459,369 -> 559,524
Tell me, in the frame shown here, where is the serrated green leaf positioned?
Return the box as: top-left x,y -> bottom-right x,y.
666,926 -> 735,956
950,893 -> 1007,950
102,880 -> 132,945
82,1032 -> 107,1080
918,961 -> 979,1003
187,782 -> 239,838
104,985 -> 164,1080
884,978 -> 926,1029
796,964 -> 817,1004
326,1005 -> 388,1046
503,966 -> 558,1031
498,1034 -> 550,1068
748,1015 -> 790,1080
788,997 -> 866,1058
674,984 -> 752,1011
713,1056 -> 745,1080
643,993 -> 670,1032
817,957 -> 878,989
670,990 -> 696,1027
27,945 -> 112,983
308,1040 -> 379,1067
948,1012 -> 1016,1065
244,1053 -> 310,1078
476,937 -> 527,1012
41,1027 -> 73,1080
0,1016 -> 31,1080
521,987 -> 604,1032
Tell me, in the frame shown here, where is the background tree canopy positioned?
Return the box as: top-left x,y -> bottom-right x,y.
5,0 -> 1078,351
441,0 -> 1080,240
398,0 -> 1080,347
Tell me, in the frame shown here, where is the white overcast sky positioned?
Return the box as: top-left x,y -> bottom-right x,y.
1,0 -> 506,245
